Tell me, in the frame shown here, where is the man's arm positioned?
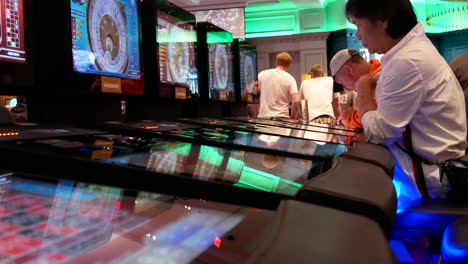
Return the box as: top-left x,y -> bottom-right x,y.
290,93 -> 300,119
332,93 -> 345,125
357,59 -> 424,145
355,74 -> 377,117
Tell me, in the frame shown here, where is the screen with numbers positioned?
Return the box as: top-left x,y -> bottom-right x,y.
0,0 -> 26,63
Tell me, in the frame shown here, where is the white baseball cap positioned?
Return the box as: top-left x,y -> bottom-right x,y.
330,49 -> 360,76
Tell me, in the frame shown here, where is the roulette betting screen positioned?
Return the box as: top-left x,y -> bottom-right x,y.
0,0 -> 26,63
70,0 -> 141,79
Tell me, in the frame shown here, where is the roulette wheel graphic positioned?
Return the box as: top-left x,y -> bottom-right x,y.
87,0 -> 128,74
167,26 -> 189,83
243,55 -> 254,91
214,45 -> 228,89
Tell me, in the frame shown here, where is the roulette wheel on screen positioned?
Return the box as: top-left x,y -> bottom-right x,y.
167,25 -> 190,83
214,44 -> 228,89
87,0 -> 128,73
243,55 -> 254,91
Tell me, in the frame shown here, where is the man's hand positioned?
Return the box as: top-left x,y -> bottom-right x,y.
355,74 -> 377,116
336,115 -> 346,126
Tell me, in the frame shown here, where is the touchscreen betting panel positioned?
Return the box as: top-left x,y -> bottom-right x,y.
0,176 -> 273,264
70,0 -> 141,79
157,10 -> 198,98
0,0 -> 26,63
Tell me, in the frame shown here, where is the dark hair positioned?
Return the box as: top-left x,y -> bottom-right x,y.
345,0 -> 417,39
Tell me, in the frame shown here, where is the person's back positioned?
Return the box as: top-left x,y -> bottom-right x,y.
299,76 -> 334,121
258,52 -> 299,118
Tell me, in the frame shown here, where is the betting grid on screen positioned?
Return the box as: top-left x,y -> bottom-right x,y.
70,0 -> 141,79
157,10 -> 198,97
0,0 -> 26,63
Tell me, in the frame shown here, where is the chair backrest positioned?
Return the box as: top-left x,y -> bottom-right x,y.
247,200 -> 398,264
0,106 -> 15,125
296,157 -> 397,237
341,141 -> 395,178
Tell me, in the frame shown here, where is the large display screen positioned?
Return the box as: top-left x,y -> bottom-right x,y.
70,0 -> 141,79
0,0 -> 26,63
157,10 -> 198,98
238,41 -> 258,103
208,41 -> 234,101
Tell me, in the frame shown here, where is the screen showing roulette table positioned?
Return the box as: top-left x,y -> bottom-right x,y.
0,0 -> 26,63
70,0 -> 141,79
157,9 -> 198,98
238,40 -> 258,103
207,31 -> 234,101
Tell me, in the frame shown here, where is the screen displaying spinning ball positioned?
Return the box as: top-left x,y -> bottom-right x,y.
70,0 -> 141,79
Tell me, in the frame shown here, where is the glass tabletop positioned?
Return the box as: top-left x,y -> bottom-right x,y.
0,174 -> 275,263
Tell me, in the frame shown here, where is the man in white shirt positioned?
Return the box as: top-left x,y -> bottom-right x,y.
346,0 -> 467,208
299,64 -> 344,125
258,52 -> 299,119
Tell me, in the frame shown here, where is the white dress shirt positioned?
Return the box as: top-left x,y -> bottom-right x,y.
361,23 -> 467,204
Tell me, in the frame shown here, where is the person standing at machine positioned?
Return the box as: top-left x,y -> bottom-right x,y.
258,52 -> 299,119
298,64 -> 344,125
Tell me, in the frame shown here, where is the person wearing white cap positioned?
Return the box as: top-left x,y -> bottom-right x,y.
329,49 -> 382,131
257,52 -> 299,119
346,0 -> 466,209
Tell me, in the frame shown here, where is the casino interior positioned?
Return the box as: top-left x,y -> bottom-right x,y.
0,0 -> 467,263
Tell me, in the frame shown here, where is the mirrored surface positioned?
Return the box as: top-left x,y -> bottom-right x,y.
0,174 -> 275,263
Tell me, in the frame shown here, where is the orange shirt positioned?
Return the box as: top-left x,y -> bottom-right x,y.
346,59 -> 382,131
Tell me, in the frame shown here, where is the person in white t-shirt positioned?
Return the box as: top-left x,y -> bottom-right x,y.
298,64 -> 344,125
258,52 -> 299,119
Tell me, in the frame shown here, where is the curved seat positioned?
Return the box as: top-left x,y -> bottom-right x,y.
340,141 -> 395,178
296,157 -> 397,237
393,199 -> 468,238
247,200 -> 398,264
441,216 -> 468,264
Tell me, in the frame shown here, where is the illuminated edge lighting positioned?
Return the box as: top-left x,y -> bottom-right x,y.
0,132 -> 19,136
140,125 -> 159,129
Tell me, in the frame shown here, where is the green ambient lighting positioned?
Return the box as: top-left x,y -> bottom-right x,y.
199,145 -> 224,166
157,29 -> 197,43
197,145 -> 303,195
154,142 -> 192,156
426,0 -> 468,32
207,31 -> 233,44
244,0 -> 466,38
235,167 -> 302,196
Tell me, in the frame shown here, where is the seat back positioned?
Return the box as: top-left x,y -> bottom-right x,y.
297,157 -> 397,237
247,200 -> 398,264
